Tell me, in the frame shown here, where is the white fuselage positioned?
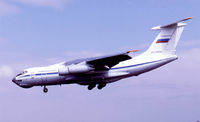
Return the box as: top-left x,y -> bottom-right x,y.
12,52 -> 177,88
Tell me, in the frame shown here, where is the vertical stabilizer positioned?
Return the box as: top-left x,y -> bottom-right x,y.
146,17 -> 192,54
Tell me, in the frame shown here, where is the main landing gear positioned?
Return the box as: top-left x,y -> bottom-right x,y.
88,84 -> 96,90
97,83 -> 106,90
87,83 -> 107,90
43,86 -> 48,93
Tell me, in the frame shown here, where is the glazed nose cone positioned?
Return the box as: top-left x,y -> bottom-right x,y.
12,77 -> 16,83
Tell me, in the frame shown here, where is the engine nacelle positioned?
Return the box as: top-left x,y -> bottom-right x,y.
58,64 -> 94,75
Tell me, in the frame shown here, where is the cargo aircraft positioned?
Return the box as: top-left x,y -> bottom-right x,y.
12,17 -> 192,93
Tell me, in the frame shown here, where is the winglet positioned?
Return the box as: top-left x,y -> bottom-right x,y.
152,17 -> 193,30
127,50 -> 139,53
181,17 -> 193,22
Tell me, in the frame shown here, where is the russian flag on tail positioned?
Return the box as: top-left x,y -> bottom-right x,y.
156,38 -> 170,43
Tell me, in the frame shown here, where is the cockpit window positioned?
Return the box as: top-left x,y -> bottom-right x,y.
16,70 -> 28,76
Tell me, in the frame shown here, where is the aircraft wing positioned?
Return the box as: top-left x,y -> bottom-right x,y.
86,52 -> 131,70
65,50 -> 138,70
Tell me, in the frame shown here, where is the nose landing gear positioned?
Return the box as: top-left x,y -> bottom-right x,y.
43,86 -> 48,93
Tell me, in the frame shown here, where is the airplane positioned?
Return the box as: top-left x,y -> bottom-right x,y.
12,17 -> 192,93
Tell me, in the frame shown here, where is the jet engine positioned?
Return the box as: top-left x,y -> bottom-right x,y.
58,64 -> 94,75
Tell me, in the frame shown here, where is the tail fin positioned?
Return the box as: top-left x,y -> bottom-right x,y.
146,17 -> 192,54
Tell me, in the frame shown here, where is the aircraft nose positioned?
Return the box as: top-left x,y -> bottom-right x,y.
12,77 -> 16,83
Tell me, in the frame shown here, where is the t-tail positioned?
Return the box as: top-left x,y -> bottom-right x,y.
145,17 -> 192,55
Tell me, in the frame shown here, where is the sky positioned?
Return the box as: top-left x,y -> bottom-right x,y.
0,0 -> 200,122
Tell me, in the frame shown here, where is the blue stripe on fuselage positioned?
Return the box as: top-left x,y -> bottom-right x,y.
19,58 -> 173,78
110,58 -> 170,70
19,72 -> 58,78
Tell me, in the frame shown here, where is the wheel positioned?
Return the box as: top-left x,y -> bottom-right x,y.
97,83 -> 106,90
43,86 -> 48,93
43,87 -> 48,93
88,84 -> 96,90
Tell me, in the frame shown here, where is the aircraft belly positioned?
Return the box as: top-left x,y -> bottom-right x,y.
62,71 -> 128,85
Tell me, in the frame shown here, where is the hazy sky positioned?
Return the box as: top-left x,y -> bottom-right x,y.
0,0 -> 200,122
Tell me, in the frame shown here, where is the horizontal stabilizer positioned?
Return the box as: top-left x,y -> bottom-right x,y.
152,17 -> 193,30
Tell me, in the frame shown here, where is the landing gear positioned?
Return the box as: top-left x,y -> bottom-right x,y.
43,86 -> 48,93
88,84 -> 96,90
97,83 -> 106,90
